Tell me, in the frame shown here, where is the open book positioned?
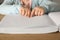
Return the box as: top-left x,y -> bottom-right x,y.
49,12 -> 60,32
0,12 -> 60,34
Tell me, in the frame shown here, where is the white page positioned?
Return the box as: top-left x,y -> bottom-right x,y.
0,14 -> 56,27
49,12 -> 60,32
49,12 -> 60,26
0,14 -> 58,34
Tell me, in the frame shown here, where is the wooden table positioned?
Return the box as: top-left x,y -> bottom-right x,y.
0,32 -> 60,40
0,14 -> 5,21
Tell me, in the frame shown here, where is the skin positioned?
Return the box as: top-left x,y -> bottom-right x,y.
31,7 -> 45,17
20,7 -> 31,18
20,0 -> 45,18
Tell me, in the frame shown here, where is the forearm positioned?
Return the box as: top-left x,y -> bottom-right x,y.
1,0 -> 14,5
38,0 -> 56,13
0,5 -> 21,15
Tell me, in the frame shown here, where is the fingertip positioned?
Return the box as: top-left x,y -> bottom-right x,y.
31,10 -> 35,17
41,12 -> 44,16
28,11 -> 30,17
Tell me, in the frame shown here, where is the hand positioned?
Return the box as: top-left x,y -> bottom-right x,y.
31,7 -> 45,17
20,7 -> 31,18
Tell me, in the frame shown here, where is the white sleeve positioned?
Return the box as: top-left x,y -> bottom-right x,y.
38,0 -> 57,13
1,0 -> 13,5
0,5 -> 20,15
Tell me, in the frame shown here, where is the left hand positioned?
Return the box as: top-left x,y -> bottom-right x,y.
20,7 -> 31,18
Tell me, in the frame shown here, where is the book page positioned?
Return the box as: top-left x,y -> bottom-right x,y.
49,12 -> 60,26
0,14 -> 56,28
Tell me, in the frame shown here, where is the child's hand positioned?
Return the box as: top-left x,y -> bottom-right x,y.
31,7 -> 45,17
20,7 -> 31,17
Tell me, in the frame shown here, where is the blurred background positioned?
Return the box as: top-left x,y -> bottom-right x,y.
0,0 -> 3,4
0,0 -> 60,4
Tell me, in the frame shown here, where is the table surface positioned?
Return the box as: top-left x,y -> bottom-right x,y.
0,32 -> 60,40
0,14 -> 5,21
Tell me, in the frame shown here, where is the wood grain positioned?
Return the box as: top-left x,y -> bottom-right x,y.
0,32 -> 60,40
0,14 -> 5,21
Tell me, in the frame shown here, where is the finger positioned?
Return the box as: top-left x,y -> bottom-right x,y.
20,9 -> 22,14
20,8 -> 23,13
27,11 -> 31,18
38,11 -> 41,16
40,10 -> 44,16
37,9 -> 42,16
35,10 -> 38,16
25,10 -> 28,17
20,9 -> 22,15
22,9 -> 25,16
31,9 -> 35,17
20,9 -> 23,15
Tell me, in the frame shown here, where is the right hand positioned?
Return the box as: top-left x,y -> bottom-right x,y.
31,7 -> 45,17
20,7 -> 31,18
